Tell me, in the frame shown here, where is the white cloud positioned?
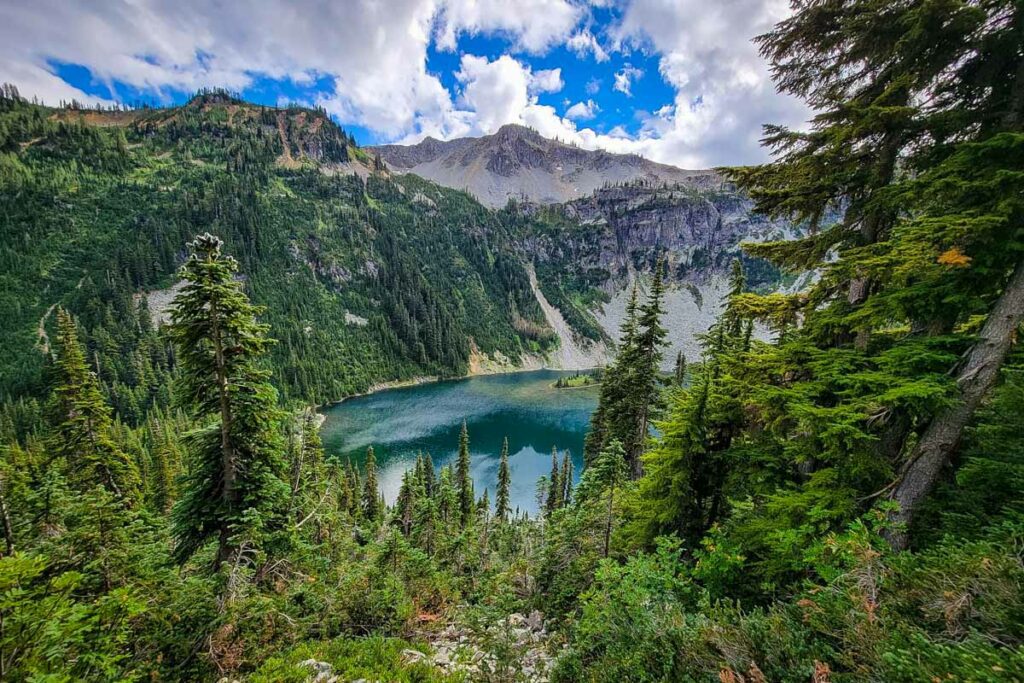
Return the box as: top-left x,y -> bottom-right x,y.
565,99 -> 599,120
434,0 -> 582,53
566,30 -> 609,62
0,0 -> 809,168
529,68 -> 563,94
613,64 -> 643,96
605,0 -> 809,166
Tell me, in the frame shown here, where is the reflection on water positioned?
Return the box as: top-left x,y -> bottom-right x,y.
319,370 -> 599,515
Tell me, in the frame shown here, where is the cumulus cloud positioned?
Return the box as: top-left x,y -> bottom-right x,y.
613,64 -> 643,96
529,68 -> 564,94
565,99 -> 599,120
606,0 -> 808,166
434,0 -> 582,53
0,0 -> 808,168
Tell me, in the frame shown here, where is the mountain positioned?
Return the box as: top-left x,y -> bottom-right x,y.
372,125 -> 798,363
0,89 -> 791,407
370,123 -> 706,207
513,180 -> 797,365
0,91 -> 581,405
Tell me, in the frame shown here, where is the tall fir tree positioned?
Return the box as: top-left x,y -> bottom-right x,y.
546,447 -> 562,517
584,285 -> 639,465
495,436 -> 511,522
168,233 -> 287,565
724,0 -> 1024,553
560,450 -> 573,508
673,351 -> 687,385
363,446 -> 381,522
51,308 -> 141,504
456,420 -> 473,526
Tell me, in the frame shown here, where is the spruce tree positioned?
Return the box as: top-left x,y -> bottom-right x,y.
149,428 -> 177,514
626,260 -> 668,476
546,447 -> 561,517
168,233 -> 287,565
560,450 -> 573,507
395,468 -> 415,536
578,439 -> 627,558
456,420 -> 473,526
51,308 -> 141,504
673,351 -> 686,385
584,285 -> 639,464
726,0 -> 1024,552
495,436 -> 511,522
423,452 -> 436,499
363,446 -> 380,522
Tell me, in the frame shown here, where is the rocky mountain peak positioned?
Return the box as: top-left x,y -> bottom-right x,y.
370,126 -> 703,207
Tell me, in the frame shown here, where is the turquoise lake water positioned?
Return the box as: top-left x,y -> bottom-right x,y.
319,370 -> 599,515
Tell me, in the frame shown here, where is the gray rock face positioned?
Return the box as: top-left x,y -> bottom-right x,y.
522,181 -> 797,366
374,126 -> 801,365
558,181 -> 794,284
371,124 -> 704,208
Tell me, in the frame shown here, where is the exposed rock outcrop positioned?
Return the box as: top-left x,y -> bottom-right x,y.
371,124 -> 704,208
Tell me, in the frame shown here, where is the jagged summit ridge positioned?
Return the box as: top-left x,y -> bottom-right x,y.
370,125 -> 706,207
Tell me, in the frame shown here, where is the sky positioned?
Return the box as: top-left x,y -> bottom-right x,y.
0,0 -> 808,169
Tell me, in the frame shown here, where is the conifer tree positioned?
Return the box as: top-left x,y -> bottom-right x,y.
578,439 -> 627,558
627,259 -> 667,476
560,450 -> 573,508
438,465 -> 457,525
724,258 -> 746,337
363,446 -> 380,522
149,429 -> 177,514
456,420 -> 473,525
584,266 -> 667,478
51,308 -> 141,504
395,468 -> 415,536
584,285 -> 639,464
673,351 -> 687,385
423,452 -> 435,499
495,436 -> 511,521
546,447 -> 561,517
727,0 -> 1024,552
168,233 -> 287,565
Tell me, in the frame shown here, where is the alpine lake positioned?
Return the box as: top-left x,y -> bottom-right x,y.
319,370 -> 599,515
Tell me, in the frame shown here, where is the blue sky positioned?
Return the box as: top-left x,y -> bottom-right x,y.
0,0 -> 808,168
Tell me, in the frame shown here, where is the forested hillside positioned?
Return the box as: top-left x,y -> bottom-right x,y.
0,0 -> 1023,680
0,88 -> 557,410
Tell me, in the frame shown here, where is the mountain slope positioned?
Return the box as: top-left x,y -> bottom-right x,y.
512,180 -> 796,365
371,124 -> 706,207
0,91 -> 575,405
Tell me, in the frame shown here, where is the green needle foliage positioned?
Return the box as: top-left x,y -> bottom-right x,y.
51,308 -> 141,504
456,420 -> 473,526
0,4 -> 1023,677
169,233 -> 288,566
495,436 -> 511,522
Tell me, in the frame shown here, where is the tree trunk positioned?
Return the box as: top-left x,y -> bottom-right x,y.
885,259 -> 1024,549
0,472 -> 14,556
632,405 -> 647,479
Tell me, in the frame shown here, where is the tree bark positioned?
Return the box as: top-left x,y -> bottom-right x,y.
885,259 -> 1024,549
0,471 -> 14,556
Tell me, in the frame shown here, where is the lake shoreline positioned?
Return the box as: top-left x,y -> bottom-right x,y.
319,363 -> 604,409
318,368 -> 600,514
